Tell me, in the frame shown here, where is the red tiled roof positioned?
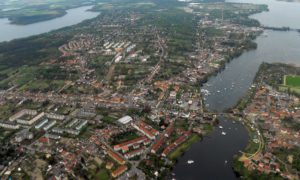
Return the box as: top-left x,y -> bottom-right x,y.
134,121 -> 158,139
151,136 -> 165,153
108,150 -> 125,165
111,165 -> 128,178
114,136 -> 147,150
39,137 -> 49,143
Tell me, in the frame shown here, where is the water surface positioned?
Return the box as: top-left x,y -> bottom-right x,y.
203,31 -> 300,112
229,0 -> 300,29
172,0 -> 300,179
172,117 -> 248,180
0,6 -> 99,42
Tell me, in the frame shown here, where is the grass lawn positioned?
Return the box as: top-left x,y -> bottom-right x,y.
19,80 -> 65,92
279,85 -> 300,95
279,75 -> 300,95
168,134 -> 200,160
244,136 -> 260,154
95,169 -> 110,180
102,115 -> 117,124
111,131 -> 140,145
284,75 -> 300,87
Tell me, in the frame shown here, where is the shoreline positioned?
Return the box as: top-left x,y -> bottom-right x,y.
231,63 -> 300,179
0,0 -> 284,179
0,4 -> 96,26
0,5 -> 99,43
167,2 -> 271,177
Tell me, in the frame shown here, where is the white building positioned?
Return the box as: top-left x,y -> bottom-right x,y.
43,121 -> 57,131
0,121 -> 20,129
15,129 -> 33,142
45,133 -> 61,140
118,116 -> 133,124
35,119 -> 49,129
9,109 -> 37,121
75,120 -> 88,130
67,119 -> 79,128
46,113 -> 65,120
17,112 -> 45,125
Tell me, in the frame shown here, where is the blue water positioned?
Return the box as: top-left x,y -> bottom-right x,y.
0,6 -> 99,42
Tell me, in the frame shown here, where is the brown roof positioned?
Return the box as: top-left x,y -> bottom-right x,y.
111,165 -> 128,178
107,150 -> 125,165
114,136 -> 147,150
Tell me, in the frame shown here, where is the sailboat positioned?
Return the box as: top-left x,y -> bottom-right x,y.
187,160 -> 194,164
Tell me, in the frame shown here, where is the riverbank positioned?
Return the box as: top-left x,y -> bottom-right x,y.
232,63 -> 300,179
181,0 -> 300,178
0,6 -> 99,42
277,0 -> 300,2
0,1 -> 96,25
169,3 -> 269,179
169,134 -> 201,160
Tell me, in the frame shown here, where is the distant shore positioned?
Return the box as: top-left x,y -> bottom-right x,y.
277,0 -> 300,2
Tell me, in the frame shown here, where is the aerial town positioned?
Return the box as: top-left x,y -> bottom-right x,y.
0,0 -> 299,179
233,63 -> 300,179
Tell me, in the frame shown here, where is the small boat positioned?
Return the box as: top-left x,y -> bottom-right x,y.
262,33 -> 268,37
221,131 -> 226,135
187,160 -> 194,164
219,126 -> 223,129
225,160 -> 228,164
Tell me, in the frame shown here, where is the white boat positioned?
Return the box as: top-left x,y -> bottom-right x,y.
262,33 -> 268,37
201,89 -> 211,96
187,160 -> 194,164
225,160 -> 228,164
221,131 -> 226,135
219,126 -> 223,129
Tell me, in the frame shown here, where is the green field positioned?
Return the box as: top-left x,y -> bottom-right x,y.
168,134 -> 200,160
279,75 -> 300,95
284,75 -> 300,87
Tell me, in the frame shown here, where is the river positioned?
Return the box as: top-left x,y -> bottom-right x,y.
172,0 -> 300,179
0,6 -> 99,42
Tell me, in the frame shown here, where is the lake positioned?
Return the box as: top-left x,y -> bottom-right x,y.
0,6 -> 99,42
172,0 -> 300,179
229,0 -> 300,29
